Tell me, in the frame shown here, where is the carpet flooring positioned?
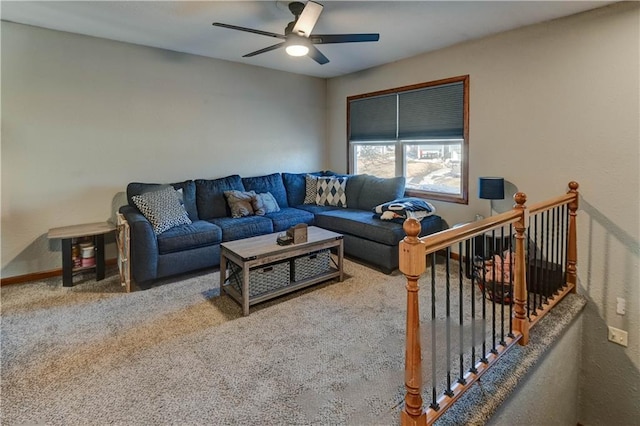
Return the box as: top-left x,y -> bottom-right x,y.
1,258 -> 583,425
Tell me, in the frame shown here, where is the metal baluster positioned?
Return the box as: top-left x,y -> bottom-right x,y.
540,213 -> 546,306
500,226 -> 506,346
430,252 -> 439,410
551,207 -> 556,297
458,242 -> 466,385
491,229 -> 498,355
526,215 -> 531,318
508,223 -> 515,338
481,236 -> 488,364
544,210 -> 550,303
562,204 -> 568,287
470,237 -> 478,374
445,249 -> 453,397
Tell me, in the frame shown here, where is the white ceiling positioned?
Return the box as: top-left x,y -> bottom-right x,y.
1,1 -> 616,79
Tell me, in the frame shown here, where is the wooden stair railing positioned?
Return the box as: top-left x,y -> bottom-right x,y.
399,182 -> 579,425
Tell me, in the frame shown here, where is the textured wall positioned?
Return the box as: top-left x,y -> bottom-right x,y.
1,22 -> 326,278
327,3 -> 639,424
488,316 -> 582,425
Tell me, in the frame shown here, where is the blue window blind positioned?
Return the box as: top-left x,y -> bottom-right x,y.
398,82 -> 464,139
348,94 -> 397,141
349,81 -> 464,141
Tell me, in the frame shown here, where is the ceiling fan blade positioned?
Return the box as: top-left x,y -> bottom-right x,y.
307,45 -> 329,65
310,33 -> 380,44
242,42 -> 286,58
212,22 -> 285,39
292,1 -> 324,37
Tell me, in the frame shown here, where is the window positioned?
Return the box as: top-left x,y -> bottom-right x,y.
347,75 -> 469,204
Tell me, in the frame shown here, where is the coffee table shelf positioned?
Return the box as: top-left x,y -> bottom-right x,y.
220,227 -> 344,315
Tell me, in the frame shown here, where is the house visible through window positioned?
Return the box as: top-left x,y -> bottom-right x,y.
347,75 -> 469,204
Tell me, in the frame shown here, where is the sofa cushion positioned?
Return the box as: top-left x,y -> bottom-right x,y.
196,175 -> 245,220
242,173 -> 289,208
265,207 -> 315,232
224,190 -> 256,218
356,175 -> 406,211
314,209 -> 403,246
344,174 -> 368,207
316,176 -> 348,207
315,208 -> 444,246
132,186 -> 192,235
252,192 -> 280,216
291,204 -> 341,215
282,172 -> 323,207
209,216 -> 274,242
127,180 -> 198,221
157,220 -> 223,255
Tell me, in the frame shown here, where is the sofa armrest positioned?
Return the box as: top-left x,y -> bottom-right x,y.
118,205 -> 158,283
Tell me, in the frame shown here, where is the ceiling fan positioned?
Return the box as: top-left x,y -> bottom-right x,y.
212,1 -> 380,65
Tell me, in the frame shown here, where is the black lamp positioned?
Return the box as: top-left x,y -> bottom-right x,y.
478,177 -> 505,216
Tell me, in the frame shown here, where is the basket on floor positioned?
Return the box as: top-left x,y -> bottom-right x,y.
473,255 -> 513,305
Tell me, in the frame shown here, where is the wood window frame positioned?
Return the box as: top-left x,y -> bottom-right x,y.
347,75 -> 469,205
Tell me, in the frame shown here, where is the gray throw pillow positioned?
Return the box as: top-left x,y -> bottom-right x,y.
304,174 -> 319,204
252,192 -> 280,216
224,190 -> 256,218
132,186 -> 192,235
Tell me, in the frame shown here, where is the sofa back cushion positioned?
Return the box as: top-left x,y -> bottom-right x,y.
127,180 -> 198,221
282,172 -> 323,206
195,175 -> 245,220
344,174 -> 368,207
242,173 -> 289,208
356,175 -> 406,211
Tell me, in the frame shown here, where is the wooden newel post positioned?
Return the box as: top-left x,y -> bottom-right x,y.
566,181 -> 579,293
399,218 -> 427,426
513,192 -> 530,345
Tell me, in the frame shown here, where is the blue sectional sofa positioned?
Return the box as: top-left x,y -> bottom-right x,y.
119,171 -> 446,284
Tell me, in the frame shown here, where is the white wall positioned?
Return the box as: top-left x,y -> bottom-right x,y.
327,2 -> 639,424
488,315 -> 583,426
1,22 -> 326,278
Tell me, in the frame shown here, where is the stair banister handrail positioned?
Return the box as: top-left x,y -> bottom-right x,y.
529,192 -> 575,215
415,210 -> 521,256
398,182 -> 579,425
400,192 -> 530,425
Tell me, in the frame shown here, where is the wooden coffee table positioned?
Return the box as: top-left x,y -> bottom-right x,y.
220,227 -> 344,315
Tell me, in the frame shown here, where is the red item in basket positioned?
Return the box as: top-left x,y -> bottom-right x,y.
81,257 -> 96,267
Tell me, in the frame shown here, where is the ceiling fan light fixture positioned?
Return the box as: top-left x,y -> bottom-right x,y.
213,0 -> 379,65
285,43 -> 309,56
285,34 -> 310,57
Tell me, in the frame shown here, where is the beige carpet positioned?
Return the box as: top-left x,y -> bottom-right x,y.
1,258 -> 498,425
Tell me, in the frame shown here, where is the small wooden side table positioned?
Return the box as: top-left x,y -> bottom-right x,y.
48,221 -> 116,287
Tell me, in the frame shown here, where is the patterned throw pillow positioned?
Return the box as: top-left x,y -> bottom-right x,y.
316,176 -> 348,207
252,192 -> 280,215
224,190 -> 256,218
132,186 -> 192,235
304,174 -> 319,204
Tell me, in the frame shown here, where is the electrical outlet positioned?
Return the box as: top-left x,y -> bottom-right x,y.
616,297 -> 626,315
608,326 -> 628,347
